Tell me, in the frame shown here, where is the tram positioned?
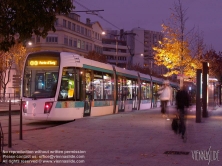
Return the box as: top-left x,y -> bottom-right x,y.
21,51 -> 178,121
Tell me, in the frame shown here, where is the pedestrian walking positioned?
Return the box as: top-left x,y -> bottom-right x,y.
158,80 -> 172,118
176,85 -> 190,140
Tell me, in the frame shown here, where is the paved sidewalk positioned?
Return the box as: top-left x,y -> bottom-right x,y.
1,105 -> 222,166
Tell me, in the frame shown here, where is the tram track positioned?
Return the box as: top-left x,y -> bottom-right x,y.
0,115 -> 72,135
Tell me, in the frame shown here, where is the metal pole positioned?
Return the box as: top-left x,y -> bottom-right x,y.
150,60 -> 153,108
219,84 -> 221,105
115,36 -> 118,66
150,76 -> 153,108
19,99 -> 23,140
213,82 -> 216,107
196,69 -> 202,123
8,99 -> 12,148
0,123 -> 3,164
202,62 -> 208,117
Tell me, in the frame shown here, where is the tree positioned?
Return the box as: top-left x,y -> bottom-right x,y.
200,49 -> 222,81
153,24 -> 201,79
153,0 -> 202,87
0,0 -> 74,51
0,43 -> 26,100
84,51 -> 107,63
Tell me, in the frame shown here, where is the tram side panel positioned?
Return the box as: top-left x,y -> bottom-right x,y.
48,101 -> 84,121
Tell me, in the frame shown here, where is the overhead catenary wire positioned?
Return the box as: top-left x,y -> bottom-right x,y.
73,0 -> 120,30
73,0 -> 147,57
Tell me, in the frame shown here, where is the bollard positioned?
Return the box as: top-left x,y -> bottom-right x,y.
8,99 -> 12,148
20,99 -> 23,140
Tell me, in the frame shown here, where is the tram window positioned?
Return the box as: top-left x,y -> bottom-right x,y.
58,67 -> 80,100
92,71 -> 113,100
141,82 -> 151,99
132,80 -> 138,100
32,71 -> 59,98
118,77 -> 129,101
127,79 -> 132,99
141,82 -> 145,99
59,80 -> 69,99
146,83 -> 151,99
36,73 -> 45,90
93,71 -> 103,100
117,77 -> 122,100
45,72 -> 58,91
104,74 -> 113,99
86,72 -> 92,93
153,83 -> 160,99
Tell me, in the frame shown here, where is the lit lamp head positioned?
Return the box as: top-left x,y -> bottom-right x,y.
28,42 -> 32,46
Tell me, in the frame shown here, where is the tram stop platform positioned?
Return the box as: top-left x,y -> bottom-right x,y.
1,104 -> 222,166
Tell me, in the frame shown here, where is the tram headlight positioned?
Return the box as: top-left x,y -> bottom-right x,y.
22,101 -> 27,113
44,102 -> 53,114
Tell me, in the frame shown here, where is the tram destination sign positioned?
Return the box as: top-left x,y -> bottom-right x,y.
29,60 -> 57,66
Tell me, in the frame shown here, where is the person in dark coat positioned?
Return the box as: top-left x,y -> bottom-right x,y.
176,86 -> 190,139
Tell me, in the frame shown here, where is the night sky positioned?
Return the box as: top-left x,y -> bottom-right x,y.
74,0 -> 221,52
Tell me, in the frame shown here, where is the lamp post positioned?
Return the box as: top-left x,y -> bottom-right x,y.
115,36 -> 118,66
150,60 -> 153,74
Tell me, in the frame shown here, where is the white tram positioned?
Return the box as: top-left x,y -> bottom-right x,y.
21,51 -> 178,121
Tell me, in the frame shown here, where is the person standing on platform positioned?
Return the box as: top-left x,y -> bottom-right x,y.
176,86 -> 190,139
158,80 -> 172,118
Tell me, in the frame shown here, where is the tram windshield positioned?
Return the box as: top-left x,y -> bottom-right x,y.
22,52 -> 60,99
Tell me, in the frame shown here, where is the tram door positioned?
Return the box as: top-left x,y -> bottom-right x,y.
84,71 -> 92,117
132,80 -> 138,110
118,77 -> 126,112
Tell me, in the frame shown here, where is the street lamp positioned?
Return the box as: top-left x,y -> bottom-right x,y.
28,41 -> 32,46
26,41 -> 34,53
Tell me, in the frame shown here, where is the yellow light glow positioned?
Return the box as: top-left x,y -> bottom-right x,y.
29,60 -> 57,66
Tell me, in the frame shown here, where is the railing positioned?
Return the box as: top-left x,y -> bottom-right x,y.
0,93 -> 20,104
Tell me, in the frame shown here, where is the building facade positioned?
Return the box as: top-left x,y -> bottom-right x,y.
127,27 -> 167,75
102,29 -> 131,68
29,13 -> 104,56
